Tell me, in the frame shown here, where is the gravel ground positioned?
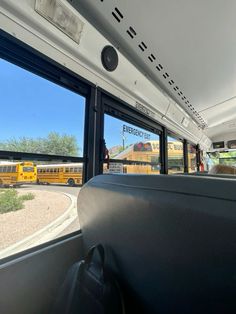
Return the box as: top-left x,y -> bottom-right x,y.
0,189 -> 71,250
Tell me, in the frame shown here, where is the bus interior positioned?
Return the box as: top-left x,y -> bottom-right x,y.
0,1 -> 235,313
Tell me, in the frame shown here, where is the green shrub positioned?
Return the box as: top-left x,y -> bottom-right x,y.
0,190 -> 24,214
19,192 -> 35,201
0,190 -> 35,214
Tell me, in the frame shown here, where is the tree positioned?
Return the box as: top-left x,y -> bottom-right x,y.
0,132 -> 79,156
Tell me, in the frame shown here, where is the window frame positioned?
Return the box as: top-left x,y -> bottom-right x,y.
0,30 -> 92,261
187,141 -> 198,173
0,29 -> 92,185
100,92 -> 165,174
167,132 -> 185,174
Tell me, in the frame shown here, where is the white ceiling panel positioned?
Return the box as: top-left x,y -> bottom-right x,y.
205,117 -> 236,138
70,0 -> 236,131
200,97 -> 236,127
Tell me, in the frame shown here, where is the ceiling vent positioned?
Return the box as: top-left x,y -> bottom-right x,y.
95,1 -> 207,128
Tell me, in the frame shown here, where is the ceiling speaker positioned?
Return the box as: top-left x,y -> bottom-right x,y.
101,45 -> 118,72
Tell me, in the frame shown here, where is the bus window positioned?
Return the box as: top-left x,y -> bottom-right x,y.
168,136 -> 184,173
104,114 -> 160,174
0,58 -> 86,260
188,144 -> 197,173
207,151 -> 236,171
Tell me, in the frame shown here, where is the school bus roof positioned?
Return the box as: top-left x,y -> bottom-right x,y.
37,163 -> 83,168
0,162 -> 34,165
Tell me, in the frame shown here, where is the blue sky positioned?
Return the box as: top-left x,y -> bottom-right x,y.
0,59 -> 85,155
104,114 -> 159,149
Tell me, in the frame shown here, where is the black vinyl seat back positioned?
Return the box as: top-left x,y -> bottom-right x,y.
77,174 -> 236,314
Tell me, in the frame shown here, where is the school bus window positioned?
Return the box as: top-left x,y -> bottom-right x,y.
23,167 -> 34,172
0,59 -> 85,158
151,156 -> 160,171
168,136 -> 184,173
207,150 -> 236,171
104,114 -> 160,174
188,144 -> 197,173
0,58 -> 86,259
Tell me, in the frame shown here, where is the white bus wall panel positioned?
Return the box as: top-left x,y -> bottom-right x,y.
165,102 -> 203,143
165,101 -> 189,127
199,134 -> 212,151
0,0 -> 209,145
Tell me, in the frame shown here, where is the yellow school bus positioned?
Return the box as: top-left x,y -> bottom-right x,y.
107,141 -> 196,174
37,163 -> 83,186
120,141 -> 160,174
0,162 -> 37,187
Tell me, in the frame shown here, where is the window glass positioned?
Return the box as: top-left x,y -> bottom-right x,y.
23,167 -> 34,172
188,144 -> 197,173
0,59 -> 85,157
0,159 -> 83,260
104,114 -> 160,174
168,136 -> 184,173
0,59 -> 85,260
207,151 -> 236,173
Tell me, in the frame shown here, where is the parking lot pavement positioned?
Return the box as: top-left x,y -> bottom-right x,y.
19,184 -> 81,237
19,184 -> 81,197
21,184 -> 81,239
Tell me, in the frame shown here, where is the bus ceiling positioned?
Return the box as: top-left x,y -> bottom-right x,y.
1,1 -> 236,149
69,0 -> 236,142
